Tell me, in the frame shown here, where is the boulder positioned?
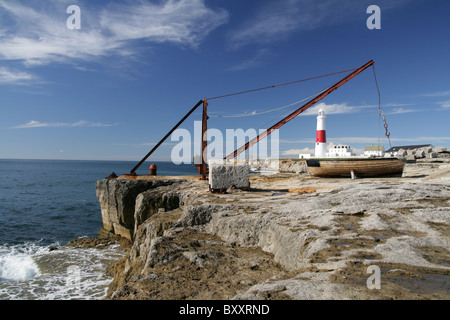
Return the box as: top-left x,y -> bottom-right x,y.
433,146 -> 447,153
414,149 -> 425,159
96,178 -> 184,240
397,148 -> 407,157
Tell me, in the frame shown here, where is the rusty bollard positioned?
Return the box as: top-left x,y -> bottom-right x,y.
149,163 -> 157,176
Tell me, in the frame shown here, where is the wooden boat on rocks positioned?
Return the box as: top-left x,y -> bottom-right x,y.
306,157 -> 405,178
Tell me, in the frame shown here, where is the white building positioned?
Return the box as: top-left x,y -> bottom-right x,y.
326,145 -> 354,158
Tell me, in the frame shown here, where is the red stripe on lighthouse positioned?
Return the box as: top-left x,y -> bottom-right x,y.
316,130 -> 326,143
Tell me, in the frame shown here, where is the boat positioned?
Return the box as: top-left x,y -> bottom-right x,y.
306,157 -> 405,178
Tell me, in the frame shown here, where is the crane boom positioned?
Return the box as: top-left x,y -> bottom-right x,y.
224,60 -> 375,160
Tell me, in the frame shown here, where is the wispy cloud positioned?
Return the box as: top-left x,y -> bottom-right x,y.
386,107 -> 421,115
282,136 -> 450,145
0,0 -> 228,67
228,0 -> 414,48
421,90 -> 450,97
301,102 -> 375,116
329,136 -> 450,145
12,120 -> 118,129
383,103 -> 414,107
0,66 -> 38,85
227,48 -> 271,71
381,103 -> 422,115
282,147 -> 314,156
438,100 -> 450,110
101,0 -> 228,48
280,139 -> 314,144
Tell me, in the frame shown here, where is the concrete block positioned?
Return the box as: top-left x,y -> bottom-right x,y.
209,160 -> 250,191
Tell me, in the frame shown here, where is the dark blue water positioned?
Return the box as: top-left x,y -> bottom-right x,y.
0,159 -> 198,299
0,159 -> 198,246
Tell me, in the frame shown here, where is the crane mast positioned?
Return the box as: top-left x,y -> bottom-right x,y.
224,60 -> 374,160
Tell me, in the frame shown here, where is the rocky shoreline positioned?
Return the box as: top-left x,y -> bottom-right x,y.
84,156 -> 449,300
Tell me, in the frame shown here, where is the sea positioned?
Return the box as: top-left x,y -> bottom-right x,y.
0,159 -> 198,300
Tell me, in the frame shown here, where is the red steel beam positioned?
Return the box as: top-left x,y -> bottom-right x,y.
130,99 -> 204,174
200,99 -> 208,180
224,60 -> 375,160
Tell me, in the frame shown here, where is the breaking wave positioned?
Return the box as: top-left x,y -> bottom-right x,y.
0,241 -> 125,300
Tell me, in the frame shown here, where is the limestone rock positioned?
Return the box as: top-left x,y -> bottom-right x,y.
134,188 -> 181,235
279,159 -> 307,174
397,148 -> 407,157
433,146 -> 447,153
96,178 -> 184,240
415,149 -> 425,159
208,161 -> 250,191
103,162 -> 450,300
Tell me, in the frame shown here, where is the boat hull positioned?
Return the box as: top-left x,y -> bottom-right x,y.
306,157 -> 405,178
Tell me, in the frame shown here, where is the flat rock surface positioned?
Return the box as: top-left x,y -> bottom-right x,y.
102,162 -> 450,300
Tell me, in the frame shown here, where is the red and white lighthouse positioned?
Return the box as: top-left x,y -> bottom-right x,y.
315,108 -> 327,158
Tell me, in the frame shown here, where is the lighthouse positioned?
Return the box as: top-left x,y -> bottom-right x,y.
315,108 -> 327,158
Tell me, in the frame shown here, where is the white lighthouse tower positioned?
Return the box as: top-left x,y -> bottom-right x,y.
315,108 -> 327,158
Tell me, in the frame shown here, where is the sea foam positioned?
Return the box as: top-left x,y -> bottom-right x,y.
0,241 -> 125,300
0,243 -> 42,282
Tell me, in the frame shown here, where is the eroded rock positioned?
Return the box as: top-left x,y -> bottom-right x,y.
98,162 -> 450,300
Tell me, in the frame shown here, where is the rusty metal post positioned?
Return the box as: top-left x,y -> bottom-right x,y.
200,99 -> 208,180
130,100 -> 204,175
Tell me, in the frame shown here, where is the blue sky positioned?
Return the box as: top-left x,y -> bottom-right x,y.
1,0 -> 449,162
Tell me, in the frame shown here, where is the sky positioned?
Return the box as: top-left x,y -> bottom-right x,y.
1,0 -> 449,163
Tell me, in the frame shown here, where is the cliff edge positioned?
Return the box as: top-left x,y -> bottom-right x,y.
95,161 -> 450,300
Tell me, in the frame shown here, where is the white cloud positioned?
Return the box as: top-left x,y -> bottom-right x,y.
439,100 -> 450,110
228,0 -> 414,48
421,90 -> 450,97
0,67 -> 37,85
282,147 -> 314,156
280,139 -> 314,144
12,120 -> 118,129
301,102 -> 375,116
229,0 -> 306,48
101,0 -> 228,48
0,0 -> 228,66
283,136 -> 450,145
227,48 -> 271,71
383,103 -> 414,107
387,107 -> 420,115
